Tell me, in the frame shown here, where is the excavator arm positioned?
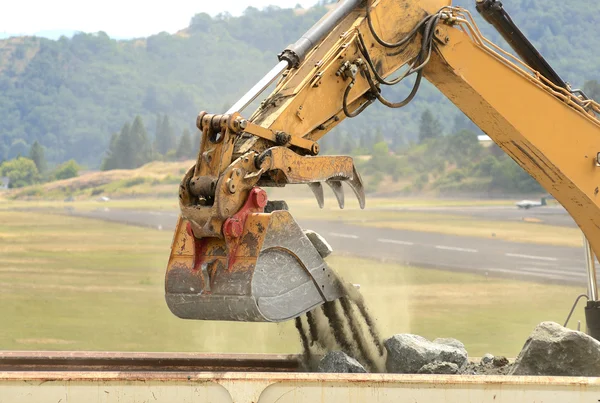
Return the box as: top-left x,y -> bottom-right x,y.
165,0 -> 600,323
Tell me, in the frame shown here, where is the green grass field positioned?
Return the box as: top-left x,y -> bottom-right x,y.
0,211 -> 587,357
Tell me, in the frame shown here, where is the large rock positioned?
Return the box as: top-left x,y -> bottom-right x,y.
510,321 -> 600,376
384,334 -> 468,374
317,351 -> 367,373
418,362 -> 460,374
433,338 -> 467,355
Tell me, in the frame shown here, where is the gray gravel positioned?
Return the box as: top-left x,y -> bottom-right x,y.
317,351 -> 367,373
418,362 -> 460,374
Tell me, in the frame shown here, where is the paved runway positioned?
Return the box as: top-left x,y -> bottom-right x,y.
372,205 -> 576,227
65,207 -> 593,287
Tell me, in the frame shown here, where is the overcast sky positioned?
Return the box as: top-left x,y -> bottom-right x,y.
1,0 -> 319,38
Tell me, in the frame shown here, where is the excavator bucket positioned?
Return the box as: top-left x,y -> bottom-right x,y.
165,188 -> 344,322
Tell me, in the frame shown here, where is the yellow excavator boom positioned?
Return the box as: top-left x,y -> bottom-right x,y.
164,0 -> 600,325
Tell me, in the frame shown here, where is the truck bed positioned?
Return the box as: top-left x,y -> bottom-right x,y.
1,351 -> 599,402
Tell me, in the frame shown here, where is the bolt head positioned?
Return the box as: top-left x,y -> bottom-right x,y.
224,219 -> 243,238
252,188 -> 268,209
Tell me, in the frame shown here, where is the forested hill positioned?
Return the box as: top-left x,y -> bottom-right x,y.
0,0 -> 598,168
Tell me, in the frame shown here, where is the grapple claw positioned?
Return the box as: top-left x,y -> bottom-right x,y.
326,180 -> 345,209
308,182 -> 325,208
347,165 -> 366,209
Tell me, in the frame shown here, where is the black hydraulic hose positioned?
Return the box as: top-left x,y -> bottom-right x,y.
364,64 -> 424,109
342,79 -> 375,118
345,4 -> 442,115
366,0 -> 433,49
408,13 -> 440,73
358,8 -> 440,85
357,33 -> 416,86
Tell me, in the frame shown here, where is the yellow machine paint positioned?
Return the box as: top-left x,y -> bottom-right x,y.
165,0 -> 600,325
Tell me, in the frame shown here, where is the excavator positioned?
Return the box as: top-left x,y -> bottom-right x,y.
164,0 -> 600,337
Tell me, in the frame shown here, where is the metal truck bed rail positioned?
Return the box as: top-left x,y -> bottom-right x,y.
1,351 -> 600,402
0,351 -> 301,372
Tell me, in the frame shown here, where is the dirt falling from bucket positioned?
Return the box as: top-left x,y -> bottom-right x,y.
341,281 -> 385,358
322,299 -> 355,354
296,279 -> 386,372
339,296 -> 378,371
294,316 -> 312,370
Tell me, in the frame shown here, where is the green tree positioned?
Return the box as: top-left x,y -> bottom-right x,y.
101,123 -> 132,170
0,157 -> 40,188
100,132 -> 119,171
29,141 -> 47,173
446,130 -> 482,168
7,139 -> 29,160
153,114 -> 162,155
418,109 -> 443,144
113,123 -> 135,169
129,115 -> 152,167
155,115 -> 176,155
473,155 -> 499,177
176,128 -> 194,159
491,157 -> 544,193
365,140 -> 397,175
52,159 -> 79,180
372,141 -> 389,157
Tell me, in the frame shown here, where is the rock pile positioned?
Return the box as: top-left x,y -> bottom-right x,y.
315,321 -> 600,376
295,271 -> 600,376
314,329 -> 515,375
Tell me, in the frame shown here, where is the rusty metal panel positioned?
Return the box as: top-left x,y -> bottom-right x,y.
0,351 -> 301,372
2,372 -> 600,403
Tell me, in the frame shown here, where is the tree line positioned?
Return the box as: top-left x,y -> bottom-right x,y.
319,108 -> 544,195
100,114 -> 199,171
0,0 -> 597,168
0,141 -> 79,188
